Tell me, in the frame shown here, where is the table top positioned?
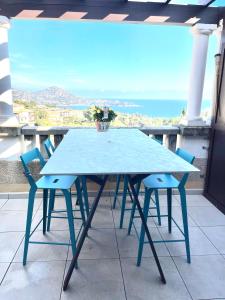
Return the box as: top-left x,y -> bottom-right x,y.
41,128 -> 199,176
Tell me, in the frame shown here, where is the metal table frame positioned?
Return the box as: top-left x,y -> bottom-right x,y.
63,173 -> 166,290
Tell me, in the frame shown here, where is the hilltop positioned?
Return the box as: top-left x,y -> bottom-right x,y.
12,86 -> 135,107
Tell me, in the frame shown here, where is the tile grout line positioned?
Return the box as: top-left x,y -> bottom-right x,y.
110,194 -> 128,300
197,225 -> 225,257
0,198 -> 9,210
155,201 -> 195,300
59,243 -> 70,300
169,254 -> 195,300
0,233 -> 25,286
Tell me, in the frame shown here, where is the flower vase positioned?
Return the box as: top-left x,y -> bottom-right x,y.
95,121 -> 110,132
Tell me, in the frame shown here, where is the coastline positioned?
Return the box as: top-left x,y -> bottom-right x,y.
58,99 -> 211,118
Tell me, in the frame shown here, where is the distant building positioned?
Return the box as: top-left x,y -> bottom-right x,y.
15,111 -> 35,124
47,109 -> 73,123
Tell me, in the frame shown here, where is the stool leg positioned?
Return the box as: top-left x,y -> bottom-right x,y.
120,175 -> 128,229
137,188 -> 151,266
47,189 -> 55,232
75,178 -> 86,225
63,189 -> 77,257
179,186 -> 191,263
81,176 -> 89,218
167,188 -> 172,233
154,189 -> 161,226
128,201 -> 136,235
112,175 -> 121,209
23,187 -> 36,265
43,189 -> 48,234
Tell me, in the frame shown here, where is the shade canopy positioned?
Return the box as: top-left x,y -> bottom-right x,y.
0,0 -> 224,25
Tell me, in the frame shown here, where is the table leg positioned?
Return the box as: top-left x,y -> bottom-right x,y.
63,175 -> 108,291
127,175 -> 166,284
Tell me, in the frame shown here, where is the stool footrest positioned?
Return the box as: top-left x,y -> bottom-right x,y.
144,239 -> 185,244
29,240 -> 71,246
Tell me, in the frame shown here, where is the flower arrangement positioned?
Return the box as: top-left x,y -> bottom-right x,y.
88,106 -> 117,122
87,106 -> 117,131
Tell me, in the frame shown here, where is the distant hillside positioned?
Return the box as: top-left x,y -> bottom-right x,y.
13,86 -> 132,108
13,86 -> 85,106
12,86 -> 138,108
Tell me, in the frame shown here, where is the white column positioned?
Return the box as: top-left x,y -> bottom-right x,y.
185,23 -> 217,125
0,15 -> 18,126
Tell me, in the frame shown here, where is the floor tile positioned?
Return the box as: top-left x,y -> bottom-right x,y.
33,210 -> 83,232
0,263 -> 9,282
157,194 -> 180,207
116,228 -> 170,259
159,226 -> 219,257
91,207 -> 114,228
121,257 -> 192,300
1,198 -> 41,212
14,231 -> 70,262
1,191 -> 225,300
201,226 -> 225,254
61,259 -> 126,300
112,208 -> 156,229
175,194 -> 214,207
0,261 -> 65,300
89,196 -> 112,209
68,228 -> 119,260
188,206 -> 225,226
111,194 -> 133,210
52,196 -> 67,210
0,211 -> 28,232
51,195 -> 79,210
0,198 -> 8,209
35,203 -> 113,231
0,231 -> 24,262
174,255 -> 225,299
156,206 -> 197,228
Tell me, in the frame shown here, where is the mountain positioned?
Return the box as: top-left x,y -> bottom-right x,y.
12,86 -> 137,108
13,86 -> 84,106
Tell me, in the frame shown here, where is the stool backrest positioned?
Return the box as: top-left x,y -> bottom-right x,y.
176,148 -> 195,187
20,148 -> 45,187
44,138 -> 55,158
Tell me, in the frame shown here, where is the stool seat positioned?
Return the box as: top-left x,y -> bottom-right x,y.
37,175 -> 77,190
143,174 -> 179,189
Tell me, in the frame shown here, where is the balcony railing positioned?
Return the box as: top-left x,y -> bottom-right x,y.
0,124 -> 211,189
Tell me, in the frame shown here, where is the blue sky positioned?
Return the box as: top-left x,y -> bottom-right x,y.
9,19 -> 217,100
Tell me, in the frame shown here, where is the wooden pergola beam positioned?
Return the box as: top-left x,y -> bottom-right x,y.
0,0 -> 224,25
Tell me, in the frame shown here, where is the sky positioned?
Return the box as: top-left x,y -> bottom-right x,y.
9,19 -> 217,100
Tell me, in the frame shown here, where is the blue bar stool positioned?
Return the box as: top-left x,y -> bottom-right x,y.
20,147 -> 86,265
128,148 -> 195,266
44,138 -> 90,223
112,136 -> 162,228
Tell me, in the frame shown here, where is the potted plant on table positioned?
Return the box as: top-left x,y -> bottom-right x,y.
87,106 -> 117,131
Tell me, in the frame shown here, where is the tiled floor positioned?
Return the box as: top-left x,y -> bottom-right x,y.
1,193 -> 225,300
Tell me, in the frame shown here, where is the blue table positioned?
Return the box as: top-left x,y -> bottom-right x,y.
41,128 -> 198,290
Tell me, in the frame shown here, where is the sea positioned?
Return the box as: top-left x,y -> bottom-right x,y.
68,99 -> 211,118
